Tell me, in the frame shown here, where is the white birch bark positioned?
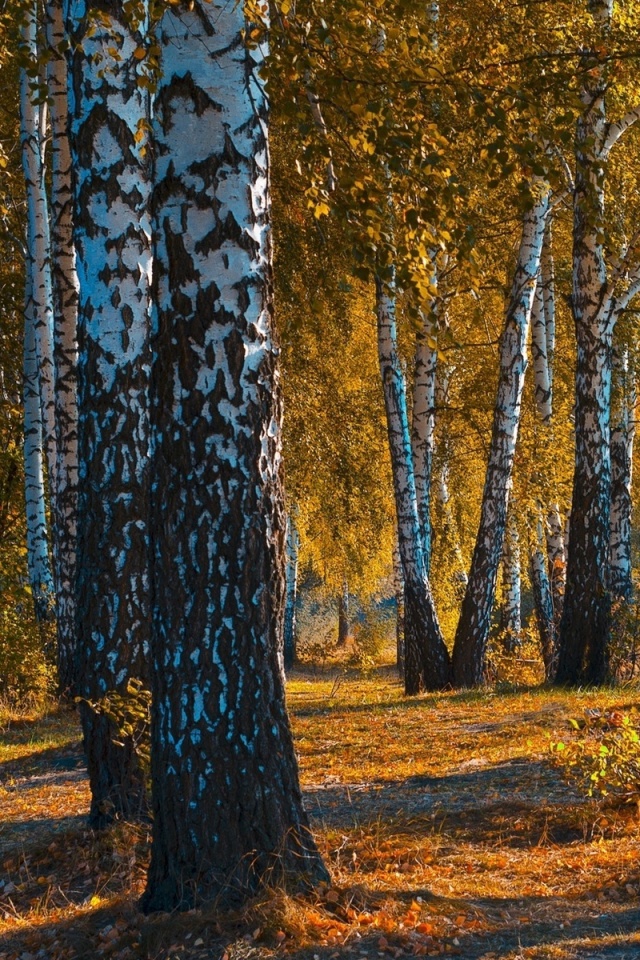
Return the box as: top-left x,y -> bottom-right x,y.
546,503 -> 566,622
501,514 -> 521,651
452,184 -> 550,687
20,4 -> 58,503
609,347 -> 636,599
531,274 -> 552,423
66,0 -> 152,825
143,1 -> 328,911
45,0 -> 79,694
412,307 -> 437,570
283,512 -> 300,671
434,367 -> 467,588
556,0 -> 616,685
376,275 -> 451,692
541,226 -> 556,393
530,511 -> 556,680
392,537 -> 405,677
23,282 -> 55,623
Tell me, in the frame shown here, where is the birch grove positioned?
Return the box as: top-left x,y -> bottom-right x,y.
5,0 -> 640,919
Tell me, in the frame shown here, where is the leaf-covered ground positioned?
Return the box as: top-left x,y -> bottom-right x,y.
1,668 -> 640,960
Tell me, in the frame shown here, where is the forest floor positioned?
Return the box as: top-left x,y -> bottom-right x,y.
1,666 -> 640,960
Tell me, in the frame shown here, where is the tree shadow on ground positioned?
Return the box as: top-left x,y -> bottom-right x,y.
304,756 -> 593,845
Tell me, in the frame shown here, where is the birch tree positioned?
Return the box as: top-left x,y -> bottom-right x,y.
452,184 -> 550,687
23,282 -> 55,621
45,0 -> 79,694
142,1 -> 328,911
66,0 -> 152,826
609,345 -> 636,600
377,275 -> 451,693
556,0 -> 640,685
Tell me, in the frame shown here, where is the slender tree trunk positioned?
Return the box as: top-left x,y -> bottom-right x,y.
337,581 -> 350,646
283,513 -> 299,671
46,0 -> 79,695
23,283 -> 55,622
531,273 -> 552,423
376,276 -> 451,693
541,226 -> 556,395
530,512 -> 556,680
501,515 -> 521,652
143,2 -> 328,912
452,186 -> 550,687
20,3 -> 58,525
66,0 -> 152,826
556,0 -> 614,686
392,538 -> 405,679
434,368 -> 468,591
546,503 -> 566,623
609,347 -> 636,600
412,310 -> 437,570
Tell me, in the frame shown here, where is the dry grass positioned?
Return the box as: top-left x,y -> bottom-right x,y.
1,666 -> 640,959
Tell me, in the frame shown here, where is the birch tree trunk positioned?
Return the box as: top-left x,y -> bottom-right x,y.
609,347 -> 636,600
20,3 -> 58,519
23,284 -> 55,623
376,276 -> 451,693
46,0 -> 79,694
338,581 -> 350,646
501,515 -> 521,652
66,0 -> 152,826
412,309 -> 437,570
143,2 -> 328,912
546,504 -> 566,624
434,368 -> 468,590
530,512 -> 556,680
556,0 -> 615,686
452,186 -> 549,687
392,538 -> 405,678
283,512 -> 299,671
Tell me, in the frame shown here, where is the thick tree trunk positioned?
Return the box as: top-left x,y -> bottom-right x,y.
609,348 -> 635,600
142,2 -> 328,912
337,581 -> 350,646
556,0 -> 614,686
46,0 -> 79,695
501,515 -> 521,652
530,513 -> 556,681
23,284 -> 55,623
376,277 -> 451,693
283,513 -> 299,671
452,187 -> 549,687
66,0 -> 152,826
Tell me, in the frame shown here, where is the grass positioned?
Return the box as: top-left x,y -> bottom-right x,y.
1,665 -> 640,959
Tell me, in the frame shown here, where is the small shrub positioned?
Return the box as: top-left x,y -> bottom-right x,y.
551,707 -> 640,805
